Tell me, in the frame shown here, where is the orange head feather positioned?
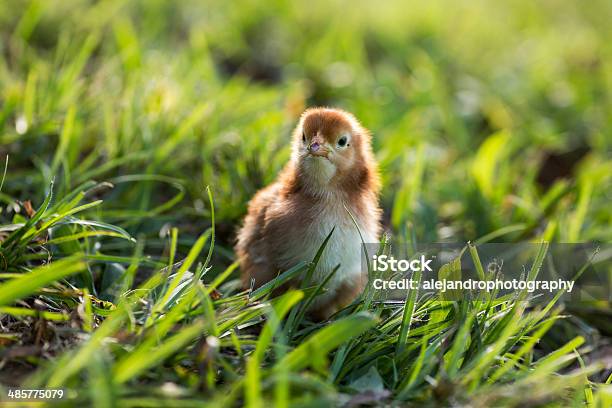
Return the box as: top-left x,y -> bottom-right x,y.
287,107 -> 380,197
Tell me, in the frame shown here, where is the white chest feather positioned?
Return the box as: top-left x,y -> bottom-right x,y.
278,202 -> 377,304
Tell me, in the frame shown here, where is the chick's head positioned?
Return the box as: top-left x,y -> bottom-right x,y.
292,108 -> 375,189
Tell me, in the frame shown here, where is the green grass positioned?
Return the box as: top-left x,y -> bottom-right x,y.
0,0 -> 611,406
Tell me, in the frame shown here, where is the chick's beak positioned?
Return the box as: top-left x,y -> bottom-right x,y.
308,135 -> 328,157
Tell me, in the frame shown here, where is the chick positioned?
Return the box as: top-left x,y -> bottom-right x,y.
235,107 -> 382,319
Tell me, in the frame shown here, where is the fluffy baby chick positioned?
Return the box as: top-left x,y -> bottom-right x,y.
235,107 -> 381,319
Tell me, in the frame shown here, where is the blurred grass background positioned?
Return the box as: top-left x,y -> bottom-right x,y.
1,0 -> 610,250
0,0 -> 611,406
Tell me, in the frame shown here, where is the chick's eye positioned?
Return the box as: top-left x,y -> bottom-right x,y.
337,136 -> 348,147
